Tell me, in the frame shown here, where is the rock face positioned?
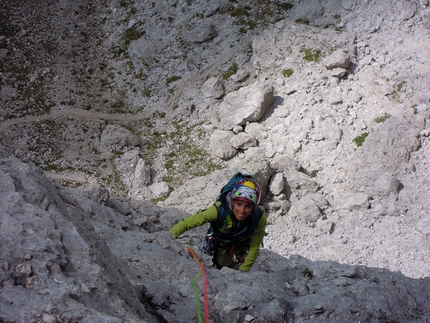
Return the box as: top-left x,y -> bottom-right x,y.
1,158 -> 430,323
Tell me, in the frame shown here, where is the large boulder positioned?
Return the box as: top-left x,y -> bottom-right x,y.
360,115 -> 422,173
218,80 -> 274,130
291,193 -> 327,223
269,172 -> 285,196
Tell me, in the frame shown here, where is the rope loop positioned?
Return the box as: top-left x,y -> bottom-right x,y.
187,246 -> 209,323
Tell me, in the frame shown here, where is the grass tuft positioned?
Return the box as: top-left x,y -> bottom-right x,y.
353,133 -> 369,147
374,113 -> 391,123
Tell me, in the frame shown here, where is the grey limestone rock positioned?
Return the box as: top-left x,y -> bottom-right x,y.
230,132 -> 257,150
339,192 -> 370,210
218,80 -> 274,130
269,172 -> 285,196
115,150 -> 153,192
189,24 -> 218,43
2,155 -> 430,323
374,173 -> 400,196
317,217 -> 335,234
341,0 -> 356,11
209,129 -> 238,160
100,125 -> 141,153
231,68 -> 251,83
330,67 -> 348,78
150,181 -> 172,198
322,49 -> 351,70
1,0 -> 430,315
293,195 -> 323,223
202,77 -> 225,100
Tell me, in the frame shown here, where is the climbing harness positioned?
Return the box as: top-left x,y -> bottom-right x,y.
187,246 -> 209,323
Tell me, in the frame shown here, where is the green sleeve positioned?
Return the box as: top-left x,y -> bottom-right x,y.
171,205 -> 218,239
239,211 -> 267,272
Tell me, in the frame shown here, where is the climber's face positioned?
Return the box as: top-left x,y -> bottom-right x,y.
232,199 -> 253,221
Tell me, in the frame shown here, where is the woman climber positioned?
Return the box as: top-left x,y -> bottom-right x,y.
171,176 -> 267,272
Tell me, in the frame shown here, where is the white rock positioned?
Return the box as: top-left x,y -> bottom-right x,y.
218,80 -> 274,130
374,173 -> 399,196
269,173 -> 285,196
317,217 -> 334,234
209,130 -> 238,160
295,195 -> 322,223
202,77 -> 225,99
340,193 -> 369,210
322,50 -> 351,70
230,132 -> 257,150
150,182 -> 172,198
331,67 -> 347,78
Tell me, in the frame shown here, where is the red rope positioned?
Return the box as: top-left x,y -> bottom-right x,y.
187,246 -> 209,323
199,261 -> 209,323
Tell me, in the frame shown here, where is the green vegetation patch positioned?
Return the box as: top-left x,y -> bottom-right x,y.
141,119 -> 224,187
123,24 -> 145,46
143,88 -> 152,98
396,81 -> 406,92
353,132 -> 369,147
302,267 -> 314,280
220,0 -> 294,32
109,100 -> 128,114
222,63 -> 238,80
282,68 -> 294,77
295,18 -> 310,25
166,76 -> 181,85
374,113 -> 391,123
300,48 -> 321,62
389,81 -> 407,102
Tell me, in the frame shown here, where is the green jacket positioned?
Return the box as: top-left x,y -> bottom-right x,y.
171,203 -> 266,272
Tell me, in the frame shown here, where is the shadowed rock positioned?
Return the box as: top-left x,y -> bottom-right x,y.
1,158 -> 429,322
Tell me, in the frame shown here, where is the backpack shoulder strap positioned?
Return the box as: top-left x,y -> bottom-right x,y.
214,201 -> 228,230
249,205 -> 264,232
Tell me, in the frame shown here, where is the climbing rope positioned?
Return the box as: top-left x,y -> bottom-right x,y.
187,246 -> 209,323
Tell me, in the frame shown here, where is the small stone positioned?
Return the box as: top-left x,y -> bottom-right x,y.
331,67 -> 347,78
232,125 -> 243,134
42,313 -> 57,323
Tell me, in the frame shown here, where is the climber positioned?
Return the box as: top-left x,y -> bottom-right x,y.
171,176 -> 267,272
